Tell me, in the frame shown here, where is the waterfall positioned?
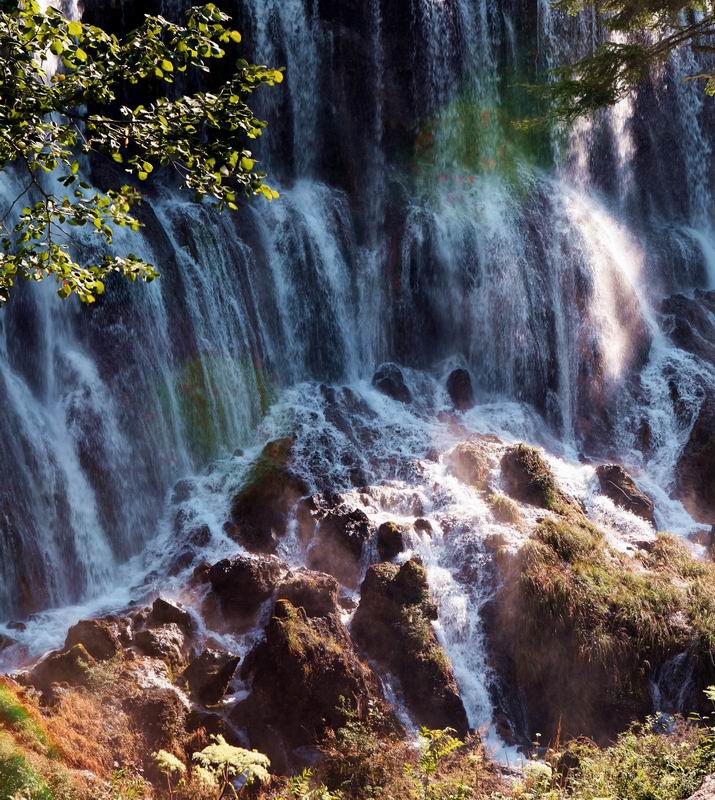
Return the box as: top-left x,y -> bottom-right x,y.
1,0 -> 715,749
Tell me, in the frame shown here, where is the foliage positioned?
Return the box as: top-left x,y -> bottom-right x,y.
532,0 -> 715,121
154,750 -> 186,800
279,769 -> 342,800
486,493 -> 521,525
192,735 -> 270,799
0,1 -> 282,304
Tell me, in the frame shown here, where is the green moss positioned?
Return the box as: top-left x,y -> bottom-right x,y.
501,443 -> 561,510
0,733 -> 53,800
520,517 -> 715,665
0,683 -> 53,756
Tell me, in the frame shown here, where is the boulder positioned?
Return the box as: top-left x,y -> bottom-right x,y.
181,649 -> 240,705
377,522 -> 405,561
307,505 -> 372,587
446,441 -> 491,489
486,493 -> 522,525
149,597 -> 194,633
208,555 -> 284,615
124,686 -> 188,751
414,518 -> 433,535
31,644 -> 95,692
135,624 -> 187,667
237,600 -> 380,754
226,438 -> 308,553
501,444 -> 561,509
352,559 -> 468,735
275,570 -> 339,617
446,368 -> 474,411
676,397 -> 715,523
64,619 -> 120,661
595,464 -> 656,526
372,363 -> 411,403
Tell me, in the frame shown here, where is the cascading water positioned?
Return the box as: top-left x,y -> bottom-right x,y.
1,0 -> 715,754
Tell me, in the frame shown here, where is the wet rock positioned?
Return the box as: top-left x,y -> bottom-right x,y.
501,444 -> 562,509
149,597 -> 194,634
181,648 -> 240,705
414,518 -> 433,535
64,619 -> 120,661
352,559 -> 468,735
208,555 -> 284,615
31,644 -> 95,692
186,708 -> 235,740
377,522 -> 405,561
307,505 -> 372,588
676,397 -> 715,523
372,362 -> 411,403
276,570 -> 339,617
662,290 -> 715,367
595,464 -> 656,526
446,441 -> 491,489
486,493 -> 522,525
226,437 -> 308,553
237,600 -> 380,757
446,368 -> 474,411
0,633 -> 17,653
135,624 -> 187,667
7,621 -> 26,632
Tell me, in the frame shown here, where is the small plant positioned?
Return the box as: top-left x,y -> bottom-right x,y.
153,750 -> 186,800
282,769 -> 341,800
192,735 -> 270,799
405,728 -> 470,800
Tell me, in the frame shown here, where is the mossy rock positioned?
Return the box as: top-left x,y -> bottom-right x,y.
486,514 -> 715,743
0,681 -> 53,756
353,559 -> 468,735
500,443 -> 563,510
377,522 -> 405,561
486,493 -> 521,525
446,441 -> 490,489
237,600 -> 380,759
227,437 -> 308,553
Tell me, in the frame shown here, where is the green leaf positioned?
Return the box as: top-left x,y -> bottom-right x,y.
74,47 -> 87,62
67,20 -> 81,37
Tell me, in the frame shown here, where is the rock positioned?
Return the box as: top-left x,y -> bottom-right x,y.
31,644 -> 95,692
377,522 -> 405,561
275,570 -> 339,617
446,368 -> 474,411
64,619 -> 120,661
135,624 -> 187,666
676,397 -> 715,523
186,709 -> 235,740
372,362 -> 411,403
7,621 -> 26,632
237,600 -> 380,754
486,493 -> 521,525
687,775 -> 715,800
414,518 -> 433,535
0,633 -> 17,652
662,291 -> 715,367
124,686 -> 187,751
352,559 -> 468,735
181,649 -> 240,705
446,441 -> 491,489
226,437 -> 309,553
149,598 -> 194,633
208,555 -> 284,615
307,505 -> 372,587
501,444 -> 561,509
595,464 -> 656,526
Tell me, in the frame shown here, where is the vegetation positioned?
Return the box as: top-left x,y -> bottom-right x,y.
538,0 -> 715,121
486,493 -> 522,525
0,1 -> 282,304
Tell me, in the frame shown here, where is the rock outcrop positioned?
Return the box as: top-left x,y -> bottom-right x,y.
236,599 -> 380,768
207,554 -> 284,616
676,397 -> 715,523
446,368 -> 475,411
226,438 -> 308,553
180,648 -> 240,705
352,559 -> 468,735
307,503 -> 372,587
275,569 -> 339,617
372,363 -> 412,403
447,441 -> 491,489
377,521 -> 405,561
64,619 -> 120,661
595,464 -> 656,526
500,444 -> 563,510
